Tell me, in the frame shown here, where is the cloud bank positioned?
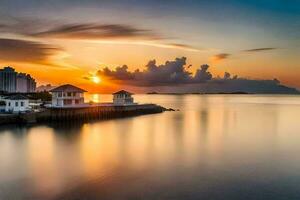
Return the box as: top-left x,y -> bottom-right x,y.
97,57 -> 299,94
30,23 -> 158,40
98,57 -> 213,86
0,38 -> 61,63
0,18 -> 200,51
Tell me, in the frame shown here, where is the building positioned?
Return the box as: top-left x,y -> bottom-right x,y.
26,74 -> 36,93
50,84 -> 87,107
0,66 -> 36,93
0,67 -> 17,93
16,73 -> 27,93
16,73 -> 36,93
3,94 -> 30,113
113,90 -> 134,105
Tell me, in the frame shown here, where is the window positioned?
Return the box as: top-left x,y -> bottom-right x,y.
15,102 -> 18,107
67,92 -> 72,97
8,102 -> 11,106
21,102 -> 24,107
63,99 -> 72,105
58,92 -> 62,97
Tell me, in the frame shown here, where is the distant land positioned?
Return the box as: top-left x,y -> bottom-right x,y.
36,84 -> 56,92
146,80 -> 300,95
37,80 -> 300,95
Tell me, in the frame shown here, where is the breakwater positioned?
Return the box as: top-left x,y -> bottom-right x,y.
17,104 -> 165,124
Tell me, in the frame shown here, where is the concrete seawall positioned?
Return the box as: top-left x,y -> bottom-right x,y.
18,104 -> 165,124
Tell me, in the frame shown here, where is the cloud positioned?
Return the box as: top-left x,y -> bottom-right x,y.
29,23 -> 159,40
97,57 -> 299,94
0,18 -> 203,51
0,38 -> 61,64
98,57 -> 213,86
211,53 -> 231,62
223,72 -> 231,80
194,64 -> 213,82
0,18 -> 159,41
165,43 -> 201,52
243,48 -> 277,52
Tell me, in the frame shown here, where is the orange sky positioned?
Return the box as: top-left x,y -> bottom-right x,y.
0,1 -> 299,92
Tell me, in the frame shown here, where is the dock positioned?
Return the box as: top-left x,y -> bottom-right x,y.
17,103 -> 165,124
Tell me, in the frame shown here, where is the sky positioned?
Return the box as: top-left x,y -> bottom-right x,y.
0,0 -> 299,93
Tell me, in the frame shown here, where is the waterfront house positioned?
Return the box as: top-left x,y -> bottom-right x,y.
3,94 -> 30,113
113,90 -> 134,105
50,84 -> 87,107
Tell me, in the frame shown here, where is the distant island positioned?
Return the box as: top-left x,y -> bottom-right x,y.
147,91 -> 300,95
145,79 -> 300,95
147,91 -> 251,95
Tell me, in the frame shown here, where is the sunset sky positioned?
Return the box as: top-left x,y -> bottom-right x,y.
0,0 -> 299,93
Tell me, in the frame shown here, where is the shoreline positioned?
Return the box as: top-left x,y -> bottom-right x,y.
0,104 -> 166,126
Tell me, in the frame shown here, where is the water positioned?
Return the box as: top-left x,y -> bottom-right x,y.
1,94 -> 300,200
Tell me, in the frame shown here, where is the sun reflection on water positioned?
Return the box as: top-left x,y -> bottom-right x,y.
1,95 -> 300,199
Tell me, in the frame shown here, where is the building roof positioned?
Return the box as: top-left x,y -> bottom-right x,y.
50,84 -> 87,93
113,90 -> 133,95
4,94 -> 28,100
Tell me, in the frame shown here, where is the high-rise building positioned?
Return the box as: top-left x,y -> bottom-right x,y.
16,73 -> 28,93
0,66 -> 36,93
0,67 -> 17,93
26,74 -> 36,93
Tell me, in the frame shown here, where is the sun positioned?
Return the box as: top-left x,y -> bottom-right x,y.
92,75 -> 101,84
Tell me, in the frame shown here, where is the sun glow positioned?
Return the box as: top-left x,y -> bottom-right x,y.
92,76 -> 101,84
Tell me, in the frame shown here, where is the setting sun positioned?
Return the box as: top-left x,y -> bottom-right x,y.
92,76 -> 101,84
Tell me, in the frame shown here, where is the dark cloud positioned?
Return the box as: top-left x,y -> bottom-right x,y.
97,57 -> 299,94
223,72 -> 231,80
194,64 -> 212,82
98,57 -> 213,86
0,18 -> 158,40
211,53 -> 231,62
0,18 -> 202,51
0,38 -> 61,63
30,23 -> 159,40
243,48 -> 277,52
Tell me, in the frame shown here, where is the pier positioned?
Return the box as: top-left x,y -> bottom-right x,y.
18,103 -> 165,124
0,85 -> 167,125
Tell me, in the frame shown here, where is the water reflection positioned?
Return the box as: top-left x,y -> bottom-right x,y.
0,95 -> 300,199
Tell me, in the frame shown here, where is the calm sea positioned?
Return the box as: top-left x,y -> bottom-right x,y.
1,94 -> 300,200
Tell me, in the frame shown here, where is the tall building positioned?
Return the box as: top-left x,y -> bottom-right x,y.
0,67 -> 17,93
25,74 -> 36,93
0,66 -> 36,93
16,73 -> 28,93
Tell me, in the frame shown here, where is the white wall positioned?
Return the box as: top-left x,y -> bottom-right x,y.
51,92 -> 84,107
5,100 -> 29,113
113,94 -> 134,105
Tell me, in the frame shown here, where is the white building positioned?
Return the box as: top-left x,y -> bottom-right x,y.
113,90 -> 134,105
3,94 -> 30,113
50,84 -> 86,107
